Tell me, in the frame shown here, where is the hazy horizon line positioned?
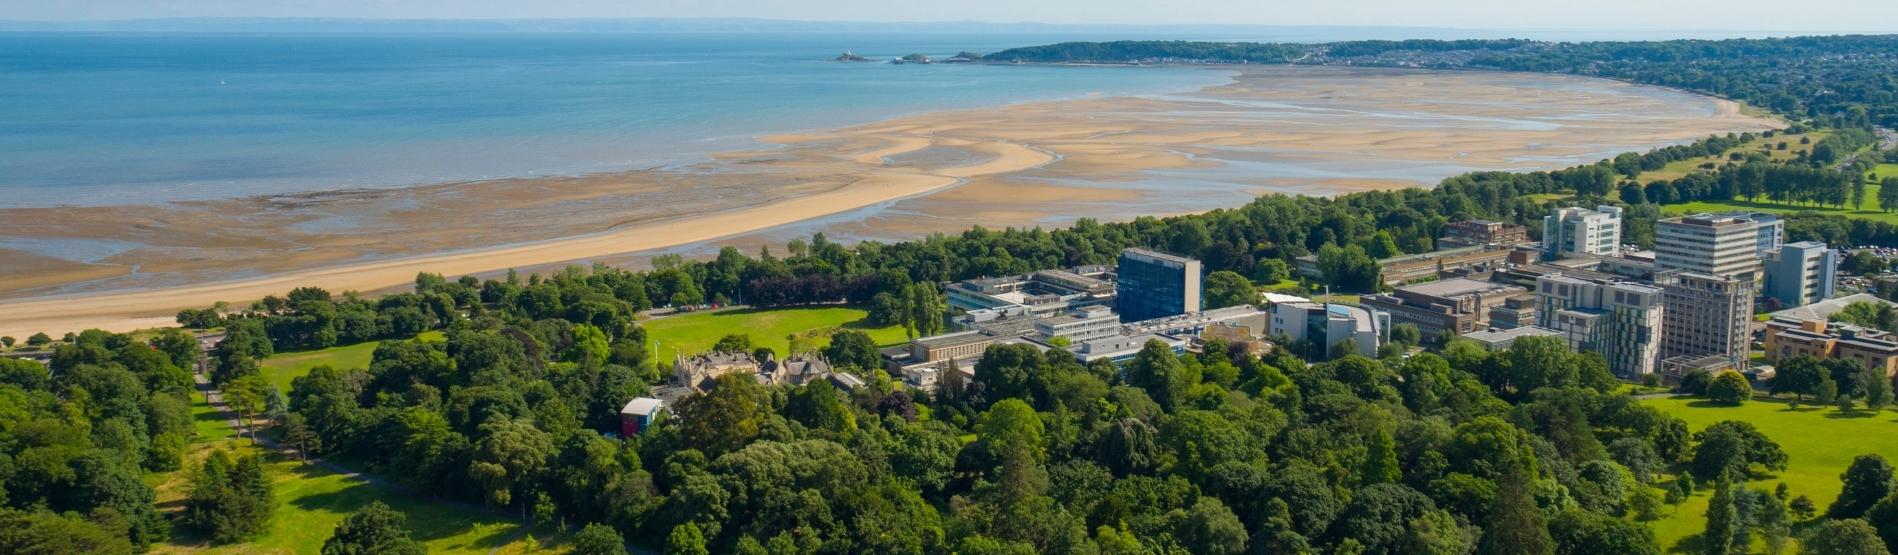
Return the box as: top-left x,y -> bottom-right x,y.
0,16 -> 1881,38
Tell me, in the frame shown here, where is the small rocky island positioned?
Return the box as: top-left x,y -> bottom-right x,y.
833,50 -> 872,62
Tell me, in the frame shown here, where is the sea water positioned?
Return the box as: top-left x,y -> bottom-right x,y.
0,32 -> 1227,207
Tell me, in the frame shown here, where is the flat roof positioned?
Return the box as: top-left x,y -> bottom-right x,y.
912,331 -> 995,349
1378,244 -> 1491,265
1398,278 -> 1520,298
1464,326 -> 1562,343
1121,247 -> 1197,265
1767,293 -> 1898,323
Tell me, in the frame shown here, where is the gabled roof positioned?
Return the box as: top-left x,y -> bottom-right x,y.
620,397 -> 665,417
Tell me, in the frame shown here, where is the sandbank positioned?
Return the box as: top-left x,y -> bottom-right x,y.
0,66 -> 1777,338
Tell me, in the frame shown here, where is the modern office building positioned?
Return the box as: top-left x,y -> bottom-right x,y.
1534,273 -> 1664,377
1116,248 -> 1202,322
1358,278 -> 1525,339
1764,241 -> 1839,308
1034,305 -> 1122,344
1654,212 -> 1782,281
1487,294 -> 1540,330
1656,270 -> 1755,373
946,265 -> 1116,317
1763,317 -> 1898,378
1296,244 -> 1514,286
1268,302 -> 1387,358
1542,205 -> 1624,259
1463,326 -> 1564,351
1440,220 -> 1531,249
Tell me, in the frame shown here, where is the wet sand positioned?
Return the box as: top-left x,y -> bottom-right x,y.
0,66 -> 1777,338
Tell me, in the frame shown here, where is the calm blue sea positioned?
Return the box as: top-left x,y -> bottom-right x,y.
0,32 -> 1230,208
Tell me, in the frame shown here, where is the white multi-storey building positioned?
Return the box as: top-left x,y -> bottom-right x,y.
1654,212 -> 1782,281
1764,241 -> 1839,308
1542,205 -> 1624,259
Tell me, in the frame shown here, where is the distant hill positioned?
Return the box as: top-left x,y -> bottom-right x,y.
982,35 -> 1898,129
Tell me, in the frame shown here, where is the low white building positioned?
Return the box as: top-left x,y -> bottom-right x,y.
1267,302 -> 1385,357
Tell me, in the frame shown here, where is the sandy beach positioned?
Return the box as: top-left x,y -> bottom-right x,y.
0,66 -> 1777,338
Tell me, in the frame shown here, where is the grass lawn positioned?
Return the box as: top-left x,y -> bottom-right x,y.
1869,163 -> 1898,185
1639,395 -> 1898,553
1663,184 -> 1896,226
1640,130 -> 1825,183
154,378 -> 542,555
259,331 -> 443,391
643,305 -> 909,359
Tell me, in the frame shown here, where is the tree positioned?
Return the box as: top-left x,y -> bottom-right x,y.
280,412 -> 321,462
907,282 -> 948,338
1864,492 -> 1898,551
1880,177 -> 1898,214
1756,485 -> 1791,555
569,523 -> 627,555
1549,509 -> 1660,555
1706,372 -> 1752,405
467,416 -> 555,509
1702,473 -> 1737,555
1203,271 -> 1256,309
1176,497 -> 1249,555
224,373 -> 269,444
0,508 -> 135,555
977,399 -> 1047,502
1127,339 -> 1192,410
1770,357 -> 1827,400
1388,323 -> 1423,347
0,336 -> 12,348
1791,495 -> 1817,520
671,373 -> 764,456
1691,420 -> 1788,480
711,334 -> 752,354
1803,519 -> 1889,555
822,330 -> 881,370
321,501 -> 424,555
1860,364 -> 1891,411
1327,483 -> 1437,554
666,522 -> 709,555
26,332 -> 51,346
184,450 -> 274,543
1831,454 -> 1896,519
1362,427 -> 1402,485
1480,468 -> 1553,555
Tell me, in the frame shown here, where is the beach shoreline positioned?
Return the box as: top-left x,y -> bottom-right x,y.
0,65 -> 1779,338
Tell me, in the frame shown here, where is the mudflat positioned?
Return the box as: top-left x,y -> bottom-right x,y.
0,66 -> 1775,338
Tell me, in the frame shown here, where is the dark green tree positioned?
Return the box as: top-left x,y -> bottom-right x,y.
1479,468 -> 1553,555
1202,271 -> 1256,310
1803,519 -> 1889,555
666,522 -> 709,555
569,522 -> 628,555
321,501 -> 424,555
1831,454 -> 1896,519
1703,473 -> 1737,555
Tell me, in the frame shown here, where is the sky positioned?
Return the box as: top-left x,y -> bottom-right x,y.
2,0 -> 1895,34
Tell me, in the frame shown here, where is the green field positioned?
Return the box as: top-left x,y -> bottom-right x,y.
155,386 -> 538,555
643,305 -> 910,359
1653,162 -> 1897,225
1639,395 -> 1898,553
1664,183 -> 1894,225
1639,130 -> 1825,182
259,331 -> 443,391
1870,163 -> 1898,185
